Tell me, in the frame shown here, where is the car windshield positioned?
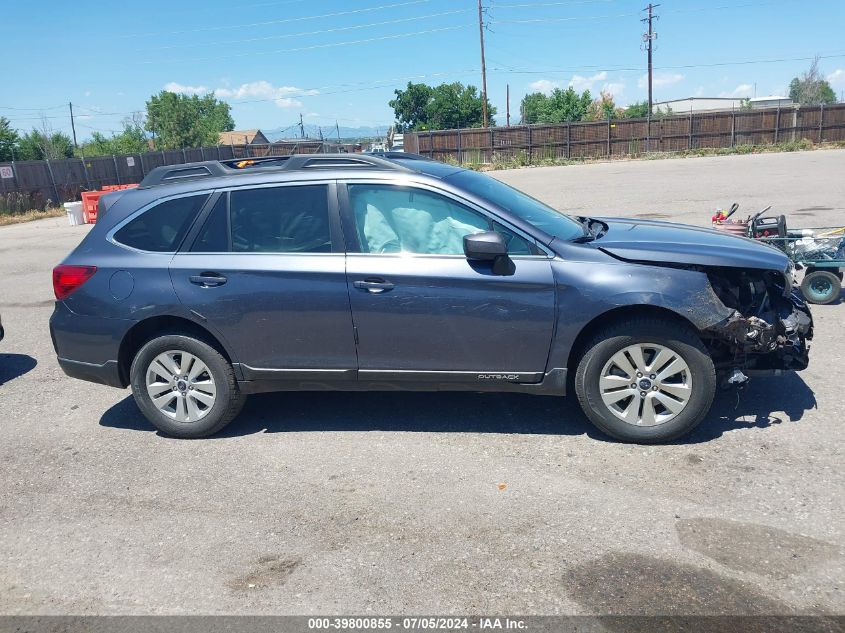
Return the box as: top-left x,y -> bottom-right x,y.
446,169 -> 584,241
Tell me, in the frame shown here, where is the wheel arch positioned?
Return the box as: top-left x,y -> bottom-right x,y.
117,315 -> 235,387
566,304 -> 702,374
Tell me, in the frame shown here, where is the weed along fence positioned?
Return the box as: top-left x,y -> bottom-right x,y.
403,103 -> 845,165
0,140 -> 339,211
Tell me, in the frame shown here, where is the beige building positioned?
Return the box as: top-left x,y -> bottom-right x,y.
218,129 -> 270,145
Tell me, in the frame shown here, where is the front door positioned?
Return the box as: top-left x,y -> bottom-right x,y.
341,183 -> 556,384
170,183 -> 357,381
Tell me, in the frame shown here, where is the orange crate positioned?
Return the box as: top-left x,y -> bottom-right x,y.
80,191 -> 104,224
80,185 -> 138,223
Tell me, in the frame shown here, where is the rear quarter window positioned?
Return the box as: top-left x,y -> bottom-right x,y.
114,194 -> 209,252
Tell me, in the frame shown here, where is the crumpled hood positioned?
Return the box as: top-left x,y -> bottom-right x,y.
594,217 -> 789,271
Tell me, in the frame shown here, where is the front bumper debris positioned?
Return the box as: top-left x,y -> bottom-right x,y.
707,288 -> 813,371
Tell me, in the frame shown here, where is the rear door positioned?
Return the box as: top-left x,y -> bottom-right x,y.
340,181 -> 556,383
170,182 -> 357,381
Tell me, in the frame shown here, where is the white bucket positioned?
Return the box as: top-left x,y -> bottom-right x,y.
65,201 -> 84,226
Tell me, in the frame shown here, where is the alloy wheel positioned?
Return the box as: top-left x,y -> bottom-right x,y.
598,343 -> 692,427
145,350 -> 217,423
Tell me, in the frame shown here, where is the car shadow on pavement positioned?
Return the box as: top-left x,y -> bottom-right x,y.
685,371 -> 817,443
100,391 -> 600,439
0,354 -> 37,386
100,371 -> 817,442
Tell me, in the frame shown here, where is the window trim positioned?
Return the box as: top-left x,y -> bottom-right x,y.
108,191 -> 215,255
337,180 -> 553,259
183,180 -> 343,255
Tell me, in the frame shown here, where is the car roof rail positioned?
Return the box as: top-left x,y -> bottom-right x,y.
138,152 -> 425,188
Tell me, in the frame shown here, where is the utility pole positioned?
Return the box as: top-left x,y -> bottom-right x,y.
506,84 -> 510,126
478,0 -> 489,128
299,113 -> 305,139
68,102 -> 78,149
641,4 -> 659,115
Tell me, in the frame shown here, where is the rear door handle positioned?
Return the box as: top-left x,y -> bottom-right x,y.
189,273 -> 227,288
353,279 -> 395,293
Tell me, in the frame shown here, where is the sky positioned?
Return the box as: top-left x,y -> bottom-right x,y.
2,0 -> 844,141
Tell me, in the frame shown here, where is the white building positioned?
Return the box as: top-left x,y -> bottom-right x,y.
652,96 -> 794,114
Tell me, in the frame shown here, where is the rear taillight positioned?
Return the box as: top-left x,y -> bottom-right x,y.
53,265 -> 97,300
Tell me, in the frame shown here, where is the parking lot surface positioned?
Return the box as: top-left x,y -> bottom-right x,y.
0,150 -> 842,616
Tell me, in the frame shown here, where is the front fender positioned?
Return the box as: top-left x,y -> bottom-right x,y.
547,260 -> 732,370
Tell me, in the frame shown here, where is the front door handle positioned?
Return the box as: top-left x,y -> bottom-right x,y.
190,272 -> 227,288
353,279 -> 395,293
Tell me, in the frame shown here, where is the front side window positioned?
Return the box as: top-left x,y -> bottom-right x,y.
229,185 -> 332,253
350,185 -> 499,255
114,194 -> 209,252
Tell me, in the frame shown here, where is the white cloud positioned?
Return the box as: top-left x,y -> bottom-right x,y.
214,80 -> 318,108
638,72 -> 685,89
569,71 -> 607,92
84,90 -> 91,97
164,82 -> 209,95
528,79 -> 561,94
602,81 -> 625,97
827,69 -> 845,87
529,72 -> 614,95
719,83 -> 754,98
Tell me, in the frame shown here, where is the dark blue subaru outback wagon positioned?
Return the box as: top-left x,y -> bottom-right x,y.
50,153 -> 812,443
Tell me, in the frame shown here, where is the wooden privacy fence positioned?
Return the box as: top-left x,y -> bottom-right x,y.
404,104 -> 845,164
0,140 -> 340,209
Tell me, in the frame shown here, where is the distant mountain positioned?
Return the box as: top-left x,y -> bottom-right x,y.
264,124 -> 392,142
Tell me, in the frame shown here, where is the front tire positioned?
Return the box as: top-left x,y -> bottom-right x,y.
130,334 -> 245,438
574,319 -> 716,444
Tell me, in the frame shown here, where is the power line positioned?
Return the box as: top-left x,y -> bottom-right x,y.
493,1 -> 786,25
115,0 -> 432,39
0,104 -> 67,112
137,24 -> 469,65
3,52 -> 843,125
495,0 -> 620,7
146,8 -> 472,52
489,53 -> 845,75
495,10 -> 640,24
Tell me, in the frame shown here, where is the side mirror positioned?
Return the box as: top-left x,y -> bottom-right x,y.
463,231 -> 507,261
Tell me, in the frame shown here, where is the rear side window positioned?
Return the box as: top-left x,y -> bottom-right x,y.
229,185 -> 331,253
114,194 -> 208,252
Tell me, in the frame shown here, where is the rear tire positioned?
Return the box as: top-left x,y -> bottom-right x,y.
130,334 -> 244,438
574,318 -> 716,444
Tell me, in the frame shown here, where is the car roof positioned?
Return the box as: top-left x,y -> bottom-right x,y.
137,153 -> 462,192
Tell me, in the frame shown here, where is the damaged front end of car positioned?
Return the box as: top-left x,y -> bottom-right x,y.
703,264 -> 813,376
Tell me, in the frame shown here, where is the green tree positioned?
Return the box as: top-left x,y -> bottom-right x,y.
586,91 -> 620,121
17,128 -> 74,160
145,91 -> 234,149
389,81 -> 495,131
0,116 -> 19,161
389,82 -> 433,131
519,87 -> 593,124
427,82 -> 495,129
622,101 -> 650,118
520,92 -> 548,124
79,114 -> 149,157
789,57 -> 837,106
548,87 -> 593,122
